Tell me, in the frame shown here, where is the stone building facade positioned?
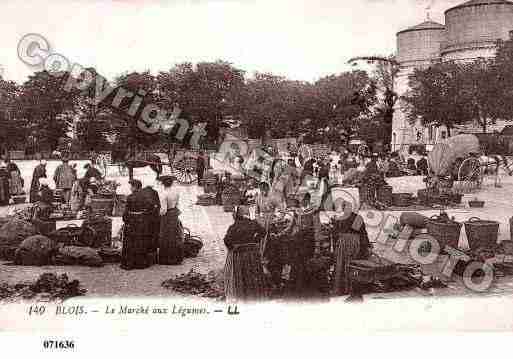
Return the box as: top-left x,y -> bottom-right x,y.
392,0 -> 513,152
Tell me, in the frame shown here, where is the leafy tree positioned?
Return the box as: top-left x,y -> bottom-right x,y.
403,61 -> 468,137
18,71 -> 79,151
0,79 -> 26,154
157,61 -> 246,145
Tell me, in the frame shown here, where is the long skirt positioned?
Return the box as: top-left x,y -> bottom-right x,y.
332,233 -> 361,296
224,243 -> 268,301
0,175 -> 9,206
9,172 -> 24,195
121,214 -> 156,270
158,208 -> 184,265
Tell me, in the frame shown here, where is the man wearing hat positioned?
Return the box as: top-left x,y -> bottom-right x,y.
30,159 -> 47,203
53,155 -> 76,204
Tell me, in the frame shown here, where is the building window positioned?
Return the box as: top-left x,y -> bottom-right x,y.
441,131 -> 447,140
429,126 -> 434,142
393,132 -> 396,150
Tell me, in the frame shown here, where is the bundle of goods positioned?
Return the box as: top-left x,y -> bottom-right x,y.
464,217 -> 499,251
0,273 -> 86,301
0,217 -> 38,260
14,235 -> 57,266
221,184 -> 241,206
98,247 -> 121,263
53,246 -> 103,267
48,224 -> 96,247
196,193 -> 216,206
392,193 -> 413,207
31,217 -> 57,237
161,268 -> 224,298
426,211 -> 462,250
82,214 -> 113,248
417,189 -> 463,206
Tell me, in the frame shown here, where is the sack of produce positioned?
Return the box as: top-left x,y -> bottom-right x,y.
400,212 -> 429,229
0,217 -> 38,247
14,235 -> 57,266
55,246 -> 103,267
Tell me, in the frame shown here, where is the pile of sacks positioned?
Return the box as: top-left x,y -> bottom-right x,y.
0,216 -> 104,267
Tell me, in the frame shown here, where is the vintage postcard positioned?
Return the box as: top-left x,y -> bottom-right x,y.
1,0 -> 513,354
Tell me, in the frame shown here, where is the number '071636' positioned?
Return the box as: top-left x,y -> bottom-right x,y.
28,305 -> 46,316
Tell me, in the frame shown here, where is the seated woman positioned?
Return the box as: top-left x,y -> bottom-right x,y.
34,178 -> 54,220
329,199 -> 371,295
223,206 -> 267,300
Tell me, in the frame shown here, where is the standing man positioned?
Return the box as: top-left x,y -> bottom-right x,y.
29,159 -> 47,203
53,155 -> 76,204
196,151 -> 206,186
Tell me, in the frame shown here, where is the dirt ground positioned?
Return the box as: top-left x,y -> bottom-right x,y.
1,158 -> 513,300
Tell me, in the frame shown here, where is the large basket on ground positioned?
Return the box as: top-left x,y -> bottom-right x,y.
358,185 -> 376,205
201,178 -> 217,194
221,184 -> 241,206
426,216 -> 462,249
464,217 -> 499,250
376,185 -> 393,206
392,193 -> 413,207
90,196 -> 114,216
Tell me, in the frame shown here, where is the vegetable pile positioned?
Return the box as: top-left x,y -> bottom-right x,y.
161,269 -> 224,299
0,273 -> 86,301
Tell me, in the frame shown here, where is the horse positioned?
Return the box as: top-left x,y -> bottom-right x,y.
125,152 -> 163,181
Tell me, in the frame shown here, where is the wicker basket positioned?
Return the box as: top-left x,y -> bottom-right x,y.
426,216 -> 462,249
223,204 -> 235,212
376,185 -> 393,206
392,193 -> 413,207
90,197 -> 114,216
469,200 -> 485,208
12,195 -> 26,204
464,217 -> 499,250
221,185 -> 241,206
358,185 -> 376,205
202,178 -> 217,194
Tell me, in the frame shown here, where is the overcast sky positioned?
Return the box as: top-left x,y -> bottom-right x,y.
1,0 -> 464,84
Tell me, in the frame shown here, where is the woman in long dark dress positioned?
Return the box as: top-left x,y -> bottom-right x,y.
30,160 -> 47,203
158,175 -> 184,265
121,179 -> 156,270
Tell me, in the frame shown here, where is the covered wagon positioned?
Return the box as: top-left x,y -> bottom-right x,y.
427,134 -> 480,192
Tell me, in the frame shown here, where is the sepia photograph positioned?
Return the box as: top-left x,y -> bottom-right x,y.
2,0 -> 513,353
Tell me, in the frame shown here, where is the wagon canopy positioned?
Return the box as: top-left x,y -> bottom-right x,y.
427,134 -> 480,176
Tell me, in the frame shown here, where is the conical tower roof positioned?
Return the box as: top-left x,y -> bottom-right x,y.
397,20 -> 445,35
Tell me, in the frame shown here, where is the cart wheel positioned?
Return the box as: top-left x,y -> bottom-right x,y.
458,157 -> 482,192
172,157 -> 198,184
